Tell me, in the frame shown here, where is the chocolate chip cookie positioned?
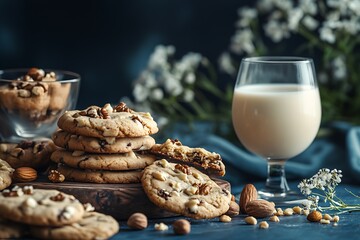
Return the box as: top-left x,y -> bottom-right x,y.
57,164 -> 142,184
0,186 -> 84,226
0,140 -> 57,169
0,159 -> 14,190
30,211 -> 119,240
52,130 -> 155,153
149,139 -> 226,176
141,159 -> 231,219
51,149 -> 155,171
57,102 -> 158,138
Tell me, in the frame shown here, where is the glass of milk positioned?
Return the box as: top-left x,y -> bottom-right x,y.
232,57 -> 321,201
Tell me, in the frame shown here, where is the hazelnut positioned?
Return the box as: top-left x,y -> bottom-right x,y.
173,219 -> 190,235
127,213 -> 148,230
307,210 -> 322,222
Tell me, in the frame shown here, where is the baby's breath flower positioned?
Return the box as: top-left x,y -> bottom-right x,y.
129,44 -> 229,123
264,20 -> 290,42
302,16 -> 319,30
218,52 -> 236,76
299,168 -> 360,213
319,27 -> 336,43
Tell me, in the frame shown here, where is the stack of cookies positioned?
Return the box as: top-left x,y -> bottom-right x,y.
51,102 -> 159,184
0,186 -> 119,239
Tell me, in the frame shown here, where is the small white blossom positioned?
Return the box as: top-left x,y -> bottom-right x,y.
319,27 -> 336,43
341,18 -> 360,34
184,72 -> 196,84
183,89 -> 195,102
133,83 -> 149,103
151,88 -> 164,101
332,56 -> 347,80
349,0 -> 360,15
257,0 -> 275,12
163,74 -> 183,96
230,29 -> 255,54
236,7 -> 258,27
302,16 -> 319,30
273,0 -> 293,11
288,8 -> 304,31
218,52 -> 236,76
175,53 -> 203,75
300,0 -> 318,15
264,20 -> 290,42
318,71 -> 328,84
148,45 -> 173,70
298,179 -> 312,195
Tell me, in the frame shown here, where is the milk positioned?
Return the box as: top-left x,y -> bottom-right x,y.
232,84 -> 321,160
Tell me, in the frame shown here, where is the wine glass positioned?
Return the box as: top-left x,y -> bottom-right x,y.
232,56 -> 321,202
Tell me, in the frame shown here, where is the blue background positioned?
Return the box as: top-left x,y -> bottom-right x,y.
0,0 -> 245,108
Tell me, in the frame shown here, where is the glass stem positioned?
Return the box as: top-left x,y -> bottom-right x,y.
265,160 -> 290,194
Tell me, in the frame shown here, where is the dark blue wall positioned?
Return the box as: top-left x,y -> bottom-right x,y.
0,0 -> 245,108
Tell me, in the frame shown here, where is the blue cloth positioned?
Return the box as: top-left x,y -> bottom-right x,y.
157,121 -> 360,188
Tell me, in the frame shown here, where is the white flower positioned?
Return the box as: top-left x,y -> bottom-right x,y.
264,20 -> 290,42
318,71 -> 329,84
163,74 -> 183,96
349,0 -> 360,15
148,45 -> 174,70
133,83 -> 149,103
298,179 -> 312,195
257,0 -> 275,12
184,72 -> 196,84
273,0 -> 293,11
230,29 -> 255,54
183,89 -> 195,102
151,88 -> 164,101
236,7 -> 258,27
341,18 -> 360,34
218,52 -> 236,76
332,56 -> 347,80
175,53 -> 203,75
140,72 -> 158,88
300,0 -> 318,15
302,16 -> 319,30
288,8 -> 304,31
319,27 -> 336,43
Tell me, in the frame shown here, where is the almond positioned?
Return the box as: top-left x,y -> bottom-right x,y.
239,184 -> 258,214
245,199 -> 275,218
12,167 -> 37,182
307,210 -> 322,222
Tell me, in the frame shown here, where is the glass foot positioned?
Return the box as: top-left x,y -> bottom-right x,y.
258,189 -> 310,207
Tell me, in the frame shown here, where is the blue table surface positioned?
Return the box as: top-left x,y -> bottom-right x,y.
110,182 -> 360,240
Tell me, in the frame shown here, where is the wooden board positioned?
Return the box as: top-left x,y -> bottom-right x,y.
17,178 -> 231,220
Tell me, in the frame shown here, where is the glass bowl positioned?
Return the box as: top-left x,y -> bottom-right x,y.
0,68 -> 80,142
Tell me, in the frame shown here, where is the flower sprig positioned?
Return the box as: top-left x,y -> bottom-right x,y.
298,168 -> 360,214
125,45 -> 233,127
